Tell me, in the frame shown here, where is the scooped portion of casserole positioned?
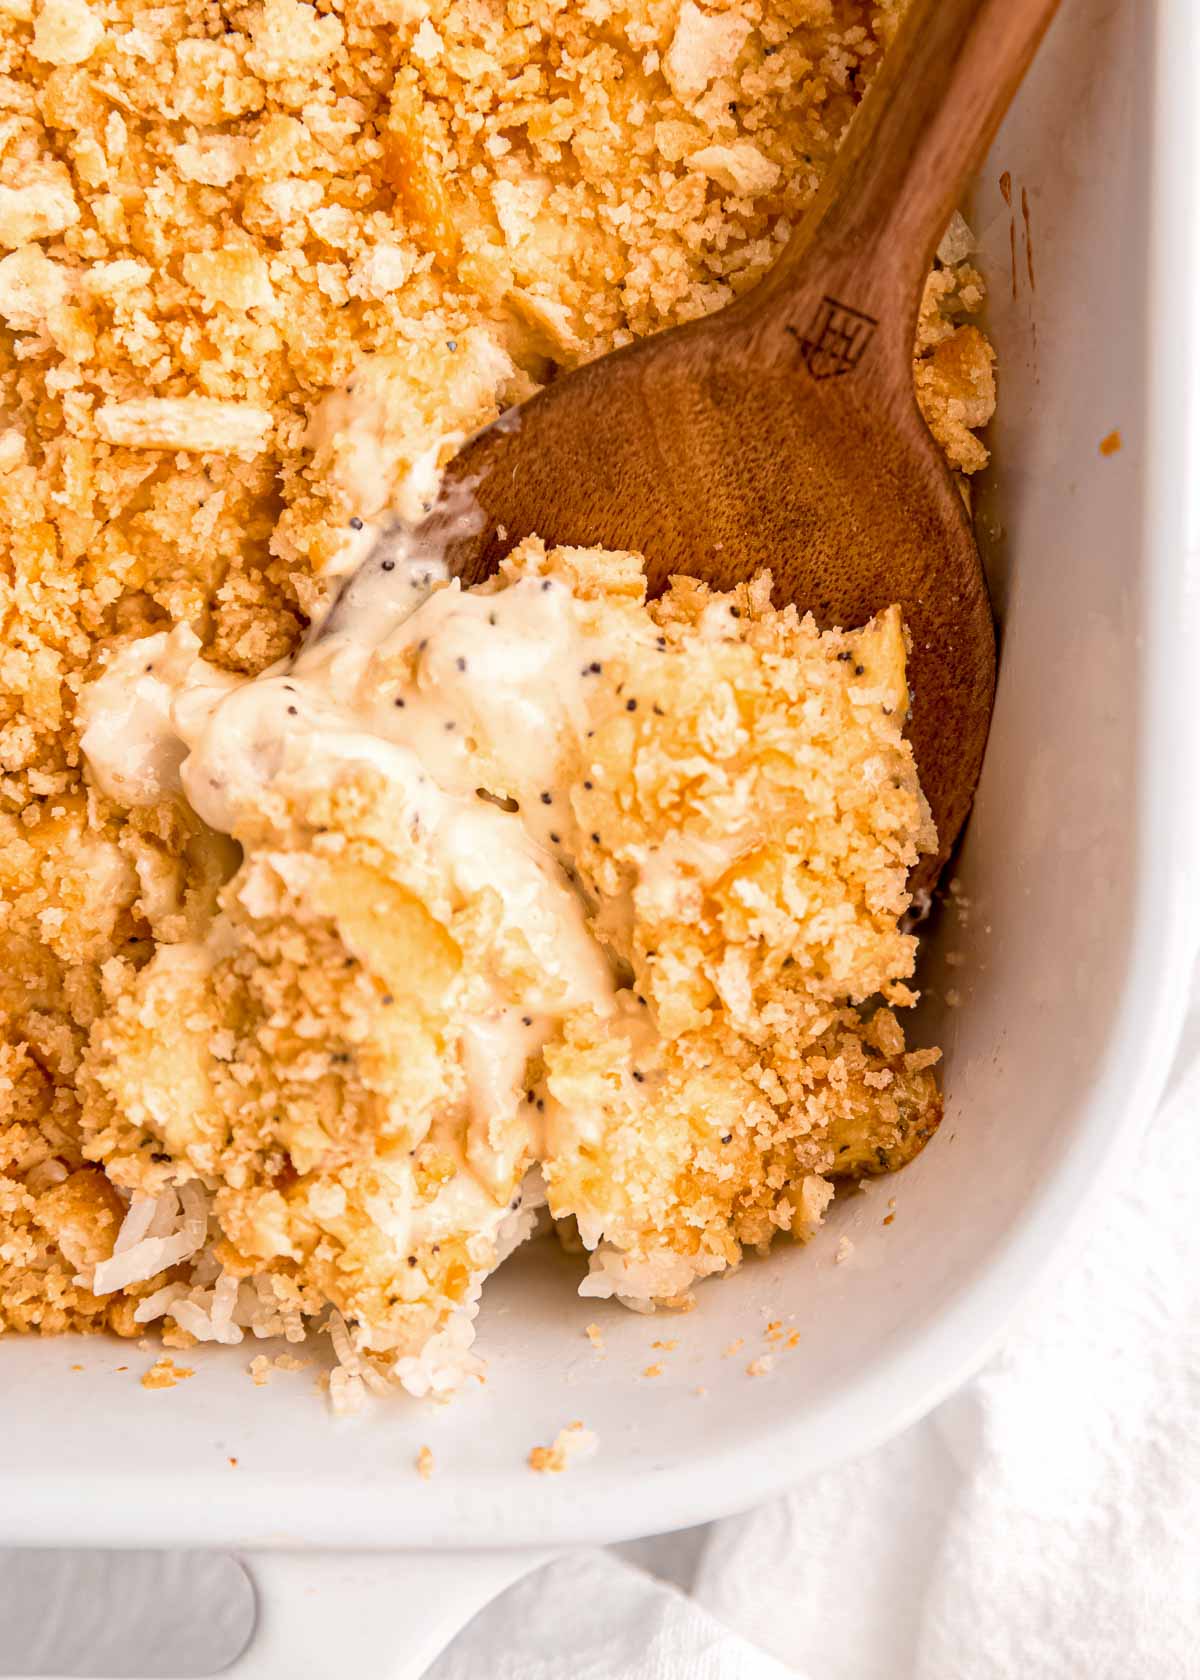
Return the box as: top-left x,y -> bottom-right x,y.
73,532 -> 939,1403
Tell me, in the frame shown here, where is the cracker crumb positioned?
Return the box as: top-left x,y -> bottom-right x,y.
1100,430 -> 1123,456
642,1363 -> 664,1379
585,1322 -> 605,1351
141,1357 -> 194,1390
723,1339 -> 744,1357
416,1445 -> 435,1481
650,1338 -> 678,1351
746,1355 -> 774,1377
32,0 -> 104,65
94,397 -> 273,456
528,1421 -> 597,1473
836,1236 -> 855,1265
248,1355 -> 272,1386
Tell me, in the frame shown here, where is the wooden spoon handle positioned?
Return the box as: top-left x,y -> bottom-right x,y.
744,0 -> 1060,364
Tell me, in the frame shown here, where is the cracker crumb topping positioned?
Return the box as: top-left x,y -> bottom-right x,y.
1,0 -> 990,1360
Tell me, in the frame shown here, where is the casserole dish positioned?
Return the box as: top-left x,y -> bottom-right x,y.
3,0 -> 1197,1673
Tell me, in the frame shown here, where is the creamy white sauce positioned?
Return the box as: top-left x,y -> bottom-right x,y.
78,628 -> 227,805
79,513 -> 774,1326
79,529 -> 649,1288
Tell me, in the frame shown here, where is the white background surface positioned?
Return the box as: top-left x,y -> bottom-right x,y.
4,961 -> 1197,1678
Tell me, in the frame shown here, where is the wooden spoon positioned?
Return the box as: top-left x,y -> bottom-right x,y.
425,0 -> 1061,885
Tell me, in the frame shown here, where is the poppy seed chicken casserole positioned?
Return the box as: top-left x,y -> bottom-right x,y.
0,0 -> 994,1409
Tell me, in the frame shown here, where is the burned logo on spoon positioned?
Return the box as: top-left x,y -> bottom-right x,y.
789,296 -> 879,379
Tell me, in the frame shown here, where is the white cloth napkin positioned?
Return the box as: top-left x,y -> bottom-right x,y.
429,976 -> 1200,1680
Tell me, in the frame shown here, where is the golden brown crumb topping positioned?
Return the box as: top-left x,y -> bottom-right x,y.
1,0 -> 992,1340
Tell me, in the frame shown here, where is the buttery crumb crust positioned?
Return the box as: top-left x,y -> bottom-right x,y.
1,0 -> 992,1339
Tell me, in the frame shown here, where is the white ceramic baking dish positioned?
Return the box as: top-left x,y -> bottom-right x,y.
4,1 -> 1198,1674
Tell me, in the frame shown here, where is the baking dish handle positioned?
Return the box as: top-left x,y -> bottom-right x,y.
223,1549 -> 554,1679
5,1549 -> 554,1680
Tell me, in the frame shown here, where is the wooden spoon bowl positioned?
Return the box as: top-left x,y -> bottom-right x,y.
425,0 -> 1061,887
